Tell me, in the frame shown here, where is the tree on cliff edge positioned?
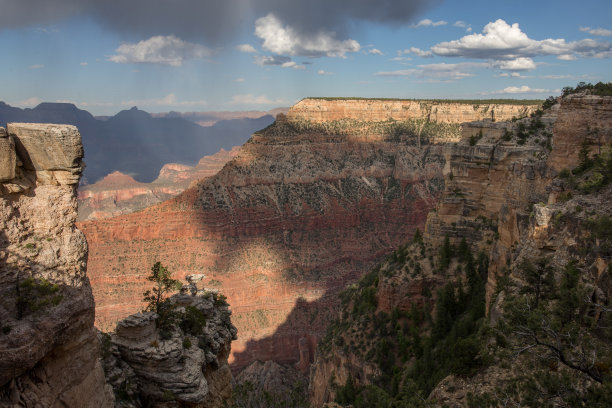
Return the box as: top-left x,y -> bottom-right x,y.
143,262 -> 182,318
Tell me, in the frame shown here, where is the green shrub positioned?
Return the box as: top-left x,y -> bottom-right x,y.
179,306 -> 207,335
183,337 -> 192,349
17,277 -> 63,318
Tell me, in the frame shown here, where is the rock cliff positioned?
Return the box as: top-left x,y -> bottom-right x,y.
101,281 -> 237,408
288,98 -> 540,124
78,147 -> 239,221
0,123 -> 113,406
79,105 -> 477,372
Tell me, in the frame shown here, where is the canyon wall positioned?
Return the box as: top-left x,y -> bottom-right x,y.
78,146 -> 239,221
287,98 -> 540,124
308,93 -> 612,406
0,124 -> 113,406
80,101 -> 476,372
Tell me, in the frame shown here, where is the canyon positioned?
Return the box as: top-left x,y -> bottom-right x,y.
79,99 -> 541,373
78,146 -> 240,221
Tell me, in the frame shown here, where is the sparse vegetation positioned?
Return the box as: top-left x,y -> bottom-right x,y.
561,81 -> 612,97
16,277 -> 63,319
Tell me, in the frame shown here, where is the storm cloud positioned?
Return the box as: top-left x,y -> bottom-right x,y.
1,0 -> 438,43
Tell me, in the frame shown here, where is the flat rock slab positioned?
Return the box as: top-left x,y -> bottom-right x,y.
7,123 -> 83,171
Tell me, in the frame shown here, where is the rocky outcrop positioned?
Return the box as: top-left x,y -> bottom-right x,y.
0,123 -> 113,406
78,147 -> 239,221
102,289 -> 237,407
79,111 -> 463,372
233,360 -> 308,406
287,98 -> 540,124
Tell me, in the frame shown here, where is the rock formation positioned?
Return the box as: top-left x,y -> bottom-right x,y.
102,286 -> 237,407
0,123 -> 113,406
288,98 -> 540,124
78,147 -> 240,221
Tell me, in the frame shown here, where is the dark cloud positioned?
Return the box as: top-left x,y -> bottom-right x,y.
1,0 -> 438,43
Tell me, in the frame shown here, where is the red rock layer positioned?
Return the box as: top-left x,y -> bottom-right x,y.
80,119 -> 453,371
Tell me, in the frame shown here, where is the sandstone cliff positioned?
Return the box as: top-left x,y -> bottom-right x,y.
288,98 -> 540,124
78,147 -> 239,221
79,105 -> 474,372
0,124 -> 113,406
102,277 -> 237,408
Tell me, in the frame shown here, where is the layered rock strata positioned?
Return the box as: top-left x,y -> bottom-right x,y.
0,123 -> 113,406
80,105 -> 470,371
288,98 -> 540,124
102,288 -> 237,407
78,147 -> 240,221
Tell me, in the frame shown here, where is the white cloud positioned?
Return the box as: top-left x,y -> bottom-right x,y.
254,55 -> 291,66
233,77 -> 245,82
281,61 -> 306,69
369,48 -> 383,55
408,47 -> 433,58
432,19 -> 612,62
376,62 -> 487,80
410,19 -> 448,28
236,43 -> 257,53
580,26 -> 612,37
229,94 -> 288,106
488,85 -> 551,94
317,69 -> 334,75
254,13 -> 360,57
79,61 -> 88,66
453,21 -> 466,28
15,97 -> 42,107
493,57 -> 536,71
497,72 -> 526,78
390,56 -> 411,62
120,93 -> 207,107
108,35 -> 213,67
29,64 -> 44,69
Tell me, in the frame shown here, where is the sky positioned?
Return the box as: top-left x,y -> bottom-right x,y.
1,0 -> 611,115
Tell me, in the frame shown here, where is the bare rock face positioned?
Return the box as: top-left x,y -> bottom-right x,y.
0,127 -> 16,182
287,98 -> 540,124
548,94 -> 612,172
102,291 -> 237,407
0,124 -> 113,406
78,147 -> 240,221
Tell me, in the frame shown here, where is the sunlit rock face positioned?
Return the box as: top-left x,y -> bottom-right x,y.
77,147 -> 240,221
0,123 -> 113,407
287,98 -> 540,124
80,99 -> 541,372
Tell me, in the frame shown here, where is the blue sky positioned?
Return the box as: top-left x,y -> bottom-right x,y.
1,0 -> 611,115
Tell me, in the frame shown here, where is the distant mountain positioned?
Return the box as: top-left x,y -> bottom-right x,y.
0,102 -> 274,183
152,108 -> 289,127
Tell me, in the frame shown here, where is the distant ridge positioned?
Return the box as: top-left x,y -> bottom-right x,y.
0,102 -> 274,182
